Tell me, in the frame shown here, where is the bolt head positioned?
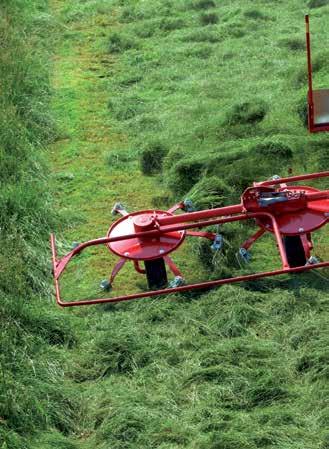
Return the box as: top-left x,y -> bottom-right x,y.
299,227 -> 304,233
159,249 -> 165,254
124,252 -> 130,256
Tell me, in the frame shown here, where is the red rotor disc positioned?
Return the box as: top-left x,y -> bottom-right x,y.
107,210 -> 185,261
256,186 -> 329,235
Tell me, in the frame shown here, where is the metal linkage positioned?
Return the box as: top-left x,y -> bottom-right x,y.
51,171 -> 329,307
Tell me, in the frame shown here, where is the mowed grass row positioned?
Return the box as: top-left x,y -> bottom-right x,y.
0,2 -> 81,448
2,0 -> 328,448
104,0 -> 329,198
48,1 -> 329,449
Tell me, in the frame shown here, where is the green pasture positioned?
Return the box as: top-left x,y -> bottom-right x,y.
1,0 -> 329,448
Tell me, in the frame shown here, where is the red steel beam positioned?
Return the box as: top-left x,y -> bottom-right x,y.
305,15 -> 314,105
255,170 -> 329,187
157,203 -> 243,227
305,14 -> 315,132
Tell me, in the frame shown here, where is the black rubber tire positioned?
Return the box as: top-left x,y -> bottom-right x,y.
144,258 -> 167,289
283,235 -> 307,268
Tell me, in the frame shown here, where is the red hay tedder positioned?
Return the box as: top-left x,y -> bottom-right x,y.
306,15 -> 329,133
51,171 -> 329,307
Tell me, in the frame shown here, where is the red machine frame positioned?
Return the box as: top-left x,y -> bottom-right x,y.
51,171 -> 329,307
305,15 -> 329,133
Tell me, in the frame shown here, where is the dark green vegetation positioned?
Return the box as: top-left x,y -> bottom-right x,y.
0,1 -> 79,448
2,0 -> 329,448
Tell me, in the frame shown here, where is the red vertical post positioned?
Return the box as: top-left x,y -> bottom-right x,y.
305,14 -> 314,131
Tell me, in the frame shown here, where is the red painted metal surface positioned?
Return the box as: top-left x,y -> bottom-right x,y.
107,210 -> 185,261
254,186 -> 329,235
305,15 -> 329,133
51,171 -> 329,307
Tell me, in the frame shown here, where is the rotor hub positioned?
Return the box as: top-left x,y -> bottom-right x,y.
132,214 -> 155,232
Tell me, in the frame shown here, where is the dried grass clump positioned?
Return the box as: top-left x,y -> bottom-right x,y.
108,31 -> 138,53
308,0 -> 329,8
167,156 -> 206,194
225,100 -> 268,126
191,0 -> 217,10
280,37 -> 305,51
199,12 -> 219,26
252,141 -> 293,160
186,176 -> 233,209
140,140 -> 168,175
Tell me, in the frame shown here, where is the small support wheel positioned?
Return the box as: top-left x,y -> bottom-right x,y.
100,280 -> 112,291
183,199 -> 195,212
169,276 -> 185,288
144,258 -> 168,289
238,247 -> 251,264
283,236 -> 307,268
211,234 -> 223,251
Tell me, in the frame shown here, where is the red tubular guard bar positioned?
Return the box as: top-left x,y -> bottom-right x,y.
51,236 -> 329,308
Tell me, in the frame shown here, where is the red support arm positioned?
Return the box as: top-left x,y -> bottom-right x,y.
167,202 -> 185,214
187,231 -> 217,240
157,203 -> 243,227
255,171 -> 329,187
241,227 -> 266,250
306,15 -> 314,103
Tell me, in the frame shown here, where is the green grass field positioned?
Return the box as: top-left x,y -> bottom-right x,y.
1,0 -> 329,448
